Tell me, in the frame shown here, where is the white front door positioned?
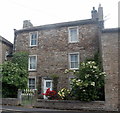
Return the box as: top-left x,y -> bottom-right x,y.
43,79 -> 52,99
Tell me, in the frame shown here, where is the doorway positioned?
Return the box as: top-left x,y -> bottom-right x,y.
43,79 -> 52,99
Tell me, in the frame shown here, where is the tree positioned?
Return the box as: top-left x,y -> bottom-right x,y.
1,52 -> 28,98
12,52 -> 28,70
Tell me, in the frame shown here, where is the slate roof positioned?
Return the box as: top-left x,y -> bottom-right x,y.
15,19 -> 99,34
0,35 -> 13,47
102,28 -> 120,33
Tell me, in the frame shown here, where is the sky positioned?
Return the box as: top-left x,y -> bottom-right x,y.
0,0 -> 119,43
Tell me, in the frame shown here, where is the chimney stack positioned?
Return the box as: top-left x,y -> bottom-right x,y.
98,4 -> 103,21
23,20 -> 33,29
91,7 -> 98,20
98,4 -> 104,29
91,4 -> 104,29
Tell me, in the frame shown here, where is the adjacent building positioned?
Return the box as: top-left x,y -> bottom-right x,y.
0,36 -> 13,64
101,28 -> 120,111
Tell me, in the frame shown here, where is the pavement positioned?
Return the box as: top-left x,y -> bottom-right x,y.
1,105 -> 61,112
1,105 -> 119,113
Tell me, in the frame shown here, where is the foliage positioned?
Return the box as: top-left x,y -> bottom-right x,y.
58,88 -> 71,100
42,88 -> 57,100
2,82 -> 18,98
2,61 -> 28,89
51,74 -> 59,92
1,52 -> 29,98
12,52 -> 29,70
70,61 -> 105,101
50,74 -> 59,79
85,51 -> 102,71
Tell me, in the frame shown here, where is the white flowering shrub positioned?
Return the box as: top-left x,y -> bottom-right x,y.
70,61 -> 106,101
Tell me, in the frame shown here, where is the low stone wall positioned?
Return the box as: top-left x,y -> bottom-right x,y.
34,99 -> 105,111
2,98 -> 19,106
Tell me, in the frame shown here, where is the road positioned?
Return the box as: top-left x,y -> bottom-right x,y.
1,105 -> 119,113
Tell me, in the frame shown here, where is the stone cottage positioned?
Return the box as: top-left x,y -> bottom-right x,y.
13,5 -> 120,111
0,36 -> 13,64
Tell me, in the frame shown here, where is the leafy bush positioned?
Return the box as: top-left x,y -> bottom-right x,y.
70,61 -> 105,101
1,52 -> 28,98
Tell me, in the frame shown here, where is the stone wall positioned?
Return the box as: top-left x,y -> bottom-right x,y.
2,98 -> 19,106
101,29 -> 119,111
14,22 -> 99,91
35,99 -> 105,111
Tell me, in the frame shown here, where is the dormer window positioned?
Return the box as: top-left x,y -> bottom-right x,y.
68,27 -> 79,43
29,32 -> 38,46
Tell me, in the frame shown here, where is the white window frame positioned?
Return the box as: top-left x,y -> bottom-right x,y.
28,55 -> 37,71
28,76 -> 36,89
68,52 -> 79,70
68,26 -> 79,43
29,31 -> 38,47
5,51 -> 9,60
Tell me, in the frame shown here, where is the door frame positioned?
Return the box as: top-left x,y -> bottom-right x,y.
43,78 -> 53,99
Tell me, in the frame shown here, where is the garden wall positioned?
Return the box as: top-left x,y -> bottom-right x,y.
34,99 -> 105,111
2,98 -> 19,106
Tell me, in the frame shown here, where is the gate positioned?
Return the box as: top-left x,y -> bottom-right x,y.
18,89 -> 37,106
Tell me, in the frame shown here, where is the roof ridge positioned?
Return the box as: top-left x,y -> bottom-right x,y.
15,19 -> 98,33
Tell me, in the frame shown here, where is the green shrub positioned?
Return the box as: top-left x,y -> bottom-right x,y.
1,52 -> 28,98
70,61 -> 105,101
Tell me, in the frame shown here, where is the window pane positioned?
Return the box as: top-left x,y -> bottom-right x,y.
31,39 -> 36,45
46,82 -> 51,88
69,28 -> 78,42
30,33 -> 37,46
30,56 -> 36,63
74,55 -> 78,61
30,63 -> 35,69
70,54 -> 79,69
29,56 -> 36,70
29,78 -> 35,84
71,62 -> 75,68
29,85 -> 35,89
32,33 -> 37,39
29,78 -> 35,89
71,55 -> 75,62
70,54 -> 78,62
74,62 -> 78,68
